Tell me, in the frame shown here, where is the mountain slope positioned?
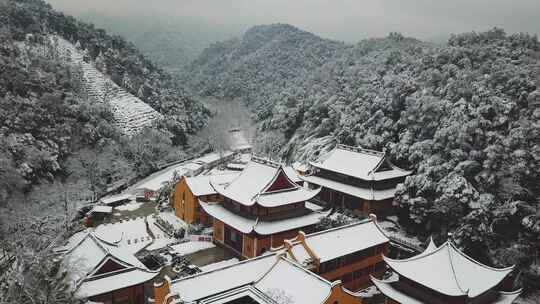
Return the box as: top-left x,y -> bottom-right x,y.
186,25 -> 540,290
184,24 -> 347,107
0,0 -> 210,190
2,0 -> 209,143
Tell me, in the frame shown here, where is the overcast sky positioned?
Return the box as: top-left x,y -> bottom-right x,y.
47,0 -> 540,42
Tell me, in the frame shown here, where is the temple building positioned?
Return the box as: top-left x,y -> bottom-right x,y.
301,144 -> 412,216
172,173 -> 239,225
55,230 -> 159,304
371,239 -> 522,304
171,164 -> 303,226
152,253 -> 363,304
198,157 -> 326,259
276,215 -> 390,291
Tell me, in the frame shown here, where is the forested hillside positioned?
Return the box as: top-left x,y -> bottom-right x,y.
0,1 -> 208,301
184,24 -> 540,291
0,0 -> 210,188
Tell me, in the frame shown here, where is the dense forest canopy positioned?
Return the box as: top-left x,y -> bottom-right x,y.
182,24 -> 540,291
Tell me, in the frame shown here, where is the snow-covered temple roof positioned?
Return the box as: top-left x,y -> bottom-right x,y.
383,241 -> 516,298
371,276 -> 522,304
300,174 -> 396,200
169,254 -> 340,304
170,254 -> 277,302
185,173 -> 240,196
92,217 -> 151,254
59,231 -> 159,299
283,218 -> 389,264
253,256 -> 333,304
90,205 -> 113,214
212,157 -> 320,207
199,201 -> 328,235
310,144 -> 411,181
99,194 -> 132,205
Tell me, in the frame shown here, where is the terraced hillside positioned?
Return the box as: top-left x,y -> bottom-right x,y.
52,36 -> 163,136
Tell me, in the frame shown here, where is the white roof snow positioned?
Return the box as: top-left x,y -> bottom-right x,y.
199,201 -> 326,235
371,276 -> 423,304
212,159 -> 319,207
305,201 -> 324,212
200,202 -> 256,233
129,163 -> 189,192
170,254 -> 277,302
63,234 -> 108,284
310,145 -> 411,181
75,268 -> 157,298
255,187 -> 321,208
196,151 -> 235,165
301,174 -> 396,200
371,276 -> 522,304
383,241 -> 515,297
61,231 -> 158,298
311,146 -> 384,180
99,194 -> 132,205
170,254 -> 338,304
127,151 -> 237,193
289,219 -> 389,263
185,173 -> 239,196
255,258 -> 332,304
91,205 -> 113,214
212,159 -> 279,205
199,286 -> 272,304
93,217 -> 150,254
254,211 -> 327,235
283,166 -> 302,183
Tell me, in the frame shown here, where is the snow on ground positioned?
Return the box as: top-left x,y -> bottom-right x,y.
199,258 -> 240,272
158,211 -> 187,230
146,215 -> 178,251
115,202 -> 143,212
170,241 -> 215,256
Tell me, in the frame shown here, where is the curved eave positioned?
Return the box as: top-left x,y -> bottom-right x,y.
255,187 -> 322,208
200,201 -> 328,236
371,276 -> 424,304
496,289 -> 522,304
254,210 -> 329,235
75,268 -> 158,299
381,254 -> 467,297
199,201 -> 255,234
382,241 -> 517,298
448,241 -> 516,272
